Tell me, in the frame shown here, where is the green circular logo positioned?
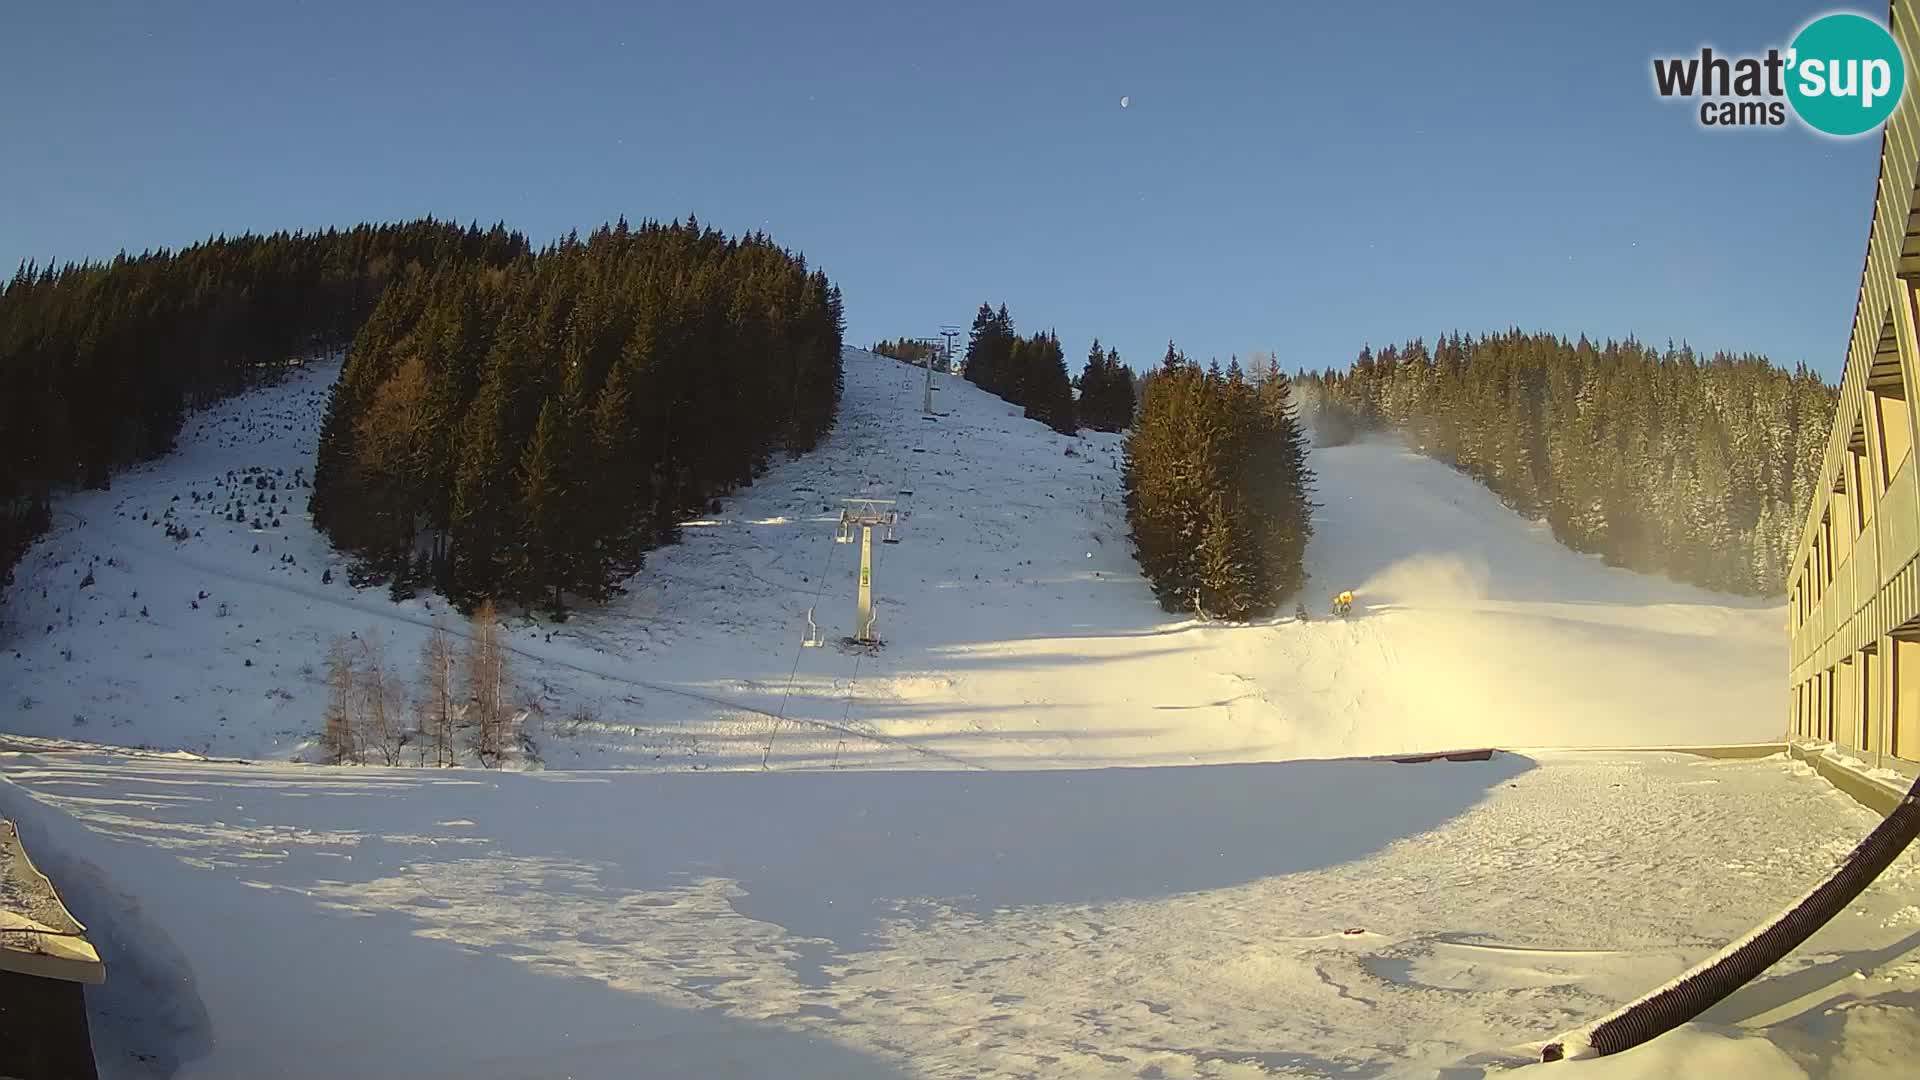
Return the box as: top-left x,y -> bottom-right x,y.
1787,13 -> 1905,136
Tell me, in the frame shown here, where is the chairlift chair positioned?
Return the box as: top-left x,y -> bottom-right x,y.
802,606 -> 824,647
881,511 -> 900,544
835,510 -> 855,544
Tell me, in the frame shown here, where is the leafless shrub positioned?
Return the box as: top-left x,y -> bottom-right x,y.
562,705 -> 597,737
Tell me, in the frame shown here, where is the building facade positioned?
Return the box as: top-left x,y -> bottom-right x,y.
1788,1 -> 1920,770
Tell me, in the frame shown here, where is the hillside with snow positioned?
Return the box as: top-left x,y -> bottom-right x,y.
6,347 -> 1918,1079
1,348 -> 1785,769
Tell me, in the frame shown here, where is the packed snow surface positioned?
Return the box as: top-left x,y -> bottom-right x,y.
4,348 -> 1913,1078
3,748 -> 1918,1078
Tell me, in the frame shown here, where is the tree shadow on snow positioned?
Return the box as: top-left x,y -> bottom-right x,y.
3,748 -> 1534,1077
0,771 -> 911,1080
12,748 -> 1532,966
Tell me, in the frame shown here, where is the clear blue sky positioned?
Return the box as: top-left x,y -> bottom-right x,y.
0,0 -> 1884,380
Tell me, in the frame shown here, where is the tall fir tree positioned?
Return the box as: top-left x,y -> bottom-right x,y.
1020,331 -> 1077,435
1124,343 -> 1315,619
1078,339 -> 1110,429
512,398 -> 572,616
1108,347 -> 1136,430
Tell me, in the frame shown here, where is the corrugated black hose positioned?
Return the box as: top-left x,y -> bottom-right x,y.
1541,768 -> 1920,1062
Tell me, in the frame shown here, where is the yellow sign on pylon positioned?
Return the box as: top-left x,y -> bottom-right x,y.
839,497 -> 894,645
856,526 -> 875,641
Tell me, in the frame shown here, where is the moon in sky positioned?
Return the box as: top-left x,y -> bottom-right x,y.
1120,96 -> 1130,108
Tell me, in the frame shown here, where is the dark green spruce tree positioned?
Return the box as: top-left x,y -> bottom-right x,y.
1020,331 -> 1077,434
1123,344 -> 1315,620
1107,346 -> 1136,430
1,218 -> 530,592
1077,340 -> 1135,432
963,302 -> 1015,398
309,217 -> 845,612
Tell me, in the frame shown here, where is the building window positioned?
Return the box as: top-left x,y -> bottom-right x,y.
1870,310 -> 1911,490
1876,388 -> 1911,489
1849,433 -> 1874,531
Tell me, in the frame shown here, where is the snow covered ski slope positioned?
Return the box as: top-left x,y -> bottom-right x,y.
3,347 -> 1917,1079
2,348 -> 1786,768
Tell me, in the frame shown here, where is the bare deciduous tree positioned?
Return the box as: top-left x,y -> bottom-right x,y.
360,629 -> 408,766
317,607 -> 525,769
419,616 -> 458,767
466,598 -> 511,766
322,635 -> 359,764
